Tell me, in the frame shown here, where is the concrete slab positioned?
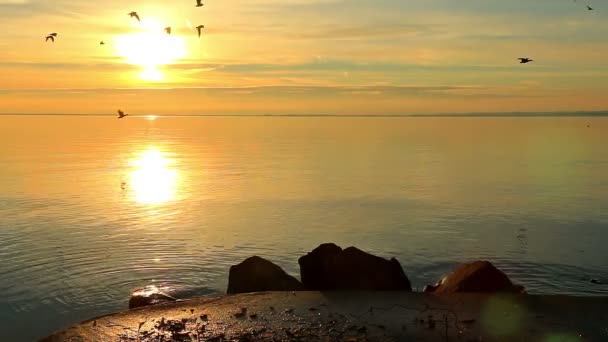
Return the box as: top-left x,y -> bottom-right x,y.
41,292 -> 608,341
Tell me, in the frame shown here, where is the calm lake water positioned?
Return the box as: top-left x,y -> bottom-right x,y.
0,115 -> 607,340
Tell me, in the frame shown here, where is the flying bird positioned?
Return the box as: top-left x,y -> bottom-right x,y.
100,41 -> 105,45
164,27 -> 172,35
196,0 -> 204,7
117,110 -> 128,119
196,25 -> 205,38
48,33 -> 58,37
518,58 -> 533,64
45,35 -> 55,43
587,5 -> 594,10
128,12 -> 140,22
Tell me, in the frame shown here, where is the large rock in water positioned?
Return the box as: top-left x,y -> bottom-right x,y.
129,290 -> 177,309
424,260 -> 525,294
298,243 -> 412,291
227,256 -> 306,294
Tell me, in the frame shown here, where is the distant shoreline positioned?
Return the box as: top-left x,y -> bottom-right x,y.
1,112 -> 608,118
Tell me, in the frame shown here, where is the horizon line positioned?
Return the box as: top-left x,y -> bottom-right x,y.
0,111 -> 607,118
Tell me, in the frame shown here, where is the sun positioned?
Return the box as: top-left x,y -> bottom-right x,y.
116,17 -> 187,81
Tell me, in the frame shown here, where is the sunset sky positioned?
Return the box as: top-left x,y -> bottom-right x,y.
0,0 -> 607,115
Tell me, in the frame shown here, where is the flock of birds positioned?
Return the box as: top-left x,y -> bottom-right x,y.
45,0 -> 206,46
41,0 -> 598,118
43,0 -> 208,119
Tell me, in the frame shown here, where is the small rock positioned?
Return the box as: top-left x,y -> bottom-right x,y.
234,307 -> 247,318
129,289 -> 176,309
424,260 -> 524,294
200,314 -> 208,321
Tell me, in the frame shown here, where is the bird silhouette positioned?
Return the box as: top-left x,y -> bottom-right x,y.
518,58 -> 533,64
196,0 -> 204,7
587,5 -> 594,10
117,110 -> 128,119
164,27 -> 172,35
128,12 -> 140,22
100,41 -> 105,45
45,35 -> 55,43
196,25 -> 205,38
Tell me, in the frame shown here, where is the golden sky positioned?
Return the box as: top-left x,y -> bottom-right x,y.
0,0 -> 607,115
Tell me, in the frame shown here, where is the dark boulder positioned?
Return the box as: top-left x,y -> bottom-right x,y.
424,260 -> 525,294
298,243 -> 412,291
129,290 -> 177,309
227,256 -> 305,294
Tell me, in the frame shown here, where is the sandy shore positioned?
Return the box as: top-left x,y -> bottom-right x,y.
41,291 -> 608,341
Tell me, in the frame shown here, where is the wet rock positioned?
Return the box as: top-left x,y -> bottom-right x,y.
298,243 -> 412,291
227,256 -> 305,294
129,290 -> 177,309
424,260 -> 525,294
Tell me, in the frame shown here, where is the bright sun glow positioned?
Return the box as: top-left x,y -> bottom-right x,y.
129,148 -> 178,204
116,17 -> 187,81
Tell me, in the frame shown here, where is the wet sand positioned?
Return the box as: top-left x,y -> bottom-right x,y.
41,291 -> 608,341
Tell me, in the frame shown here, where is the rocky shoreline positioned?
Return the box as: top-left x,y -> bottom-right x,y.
42,243 -> 608,341
131,243 -> 526,309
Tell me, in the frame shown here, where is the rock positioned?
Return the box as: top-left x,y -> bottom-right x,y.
298,243 -> 412,291
227,256 -> 306,294
129,290 -> 177,309
424,260 -> 525,294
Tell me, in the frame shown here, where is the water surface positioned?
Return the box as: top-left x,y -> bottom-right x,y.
1,116 -> 607,340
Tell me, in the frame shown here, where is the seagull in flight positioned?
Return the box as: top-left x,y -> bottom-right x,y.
518,58 -> 533,64
117,110 -> 128,119
196,0 -> 204,7
45,35 -> 55,43
196,25 -> 205,38
128,12 -> 140,22
164,27 -> 172,35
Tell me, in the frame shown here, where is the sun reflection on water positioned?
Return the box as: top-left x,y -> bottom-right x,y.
129,148 -> 178,204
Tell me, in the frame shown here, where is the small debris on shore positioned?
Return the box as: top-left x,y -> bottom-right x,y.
233,307 -> 247,318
